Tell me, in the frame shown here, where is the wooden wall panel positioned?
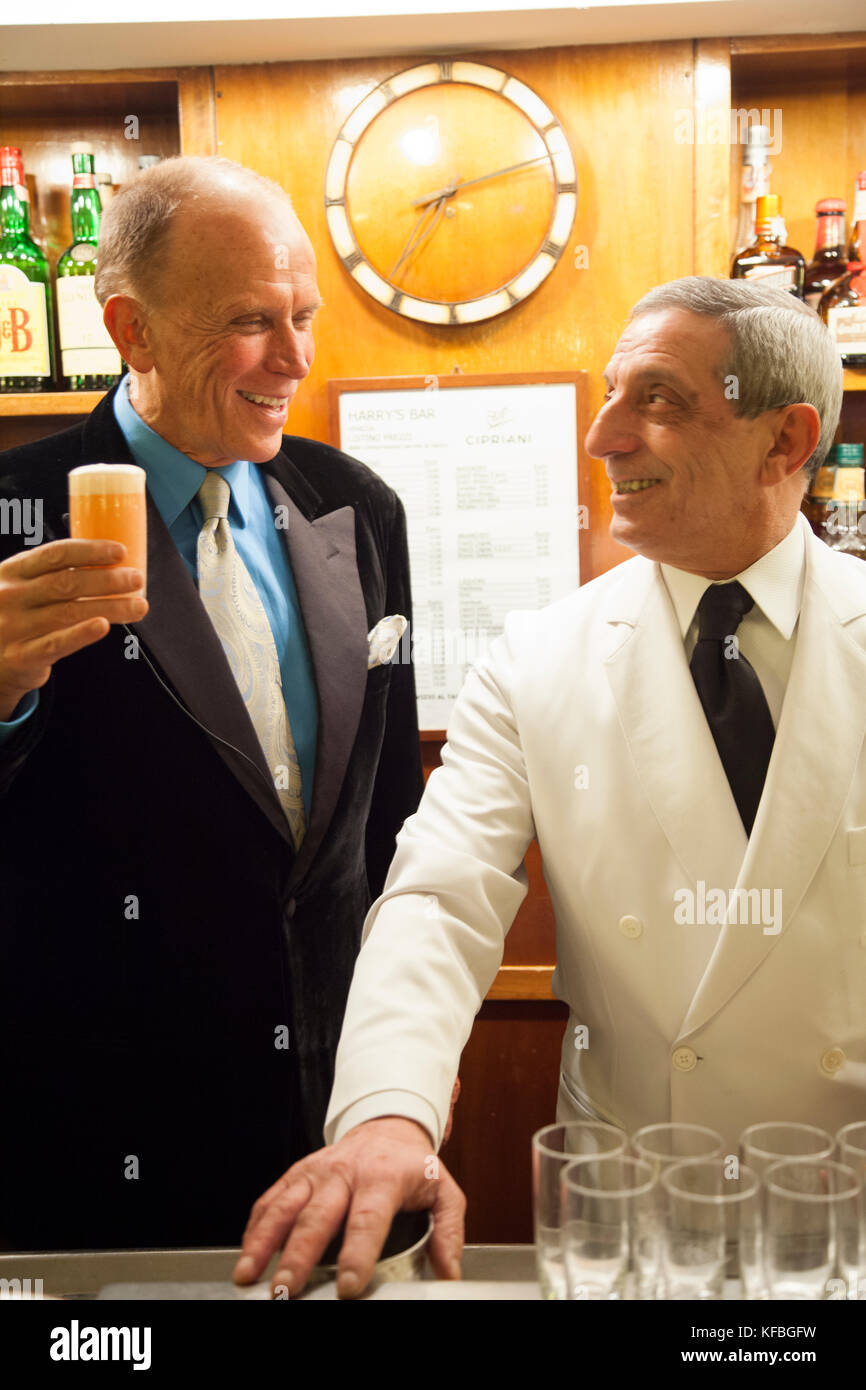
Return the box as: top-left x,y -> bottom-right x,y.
442,1001 -> 570,1244
213,42 -> 696,583
178,66 -> 217,157
694,39 -> 733,276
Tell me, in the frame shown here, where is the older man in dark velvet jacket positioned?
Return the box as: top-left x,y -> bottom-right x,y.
0,155 -> 424,1251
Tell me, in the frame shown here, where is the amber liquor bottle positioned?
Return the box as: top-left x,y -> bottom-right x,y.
731,194 -> 806,298
849,172 -> 866,261
822,445 -> 866,557
819,259 -> 866,368
804,199 -> 847,309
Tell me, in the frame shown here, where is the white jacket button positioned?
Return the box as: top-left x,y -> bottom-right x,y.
820,1046 -> 846,1075
619,915 -> 643,939
672,1046 -> 697,1072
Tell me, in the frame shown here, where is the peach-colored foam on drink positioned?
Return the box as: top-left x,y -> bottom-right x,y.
69,463 -> 147,599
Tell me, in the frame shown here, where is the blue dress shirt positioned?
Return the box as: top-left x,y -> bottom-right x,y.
0,377 -> 318,819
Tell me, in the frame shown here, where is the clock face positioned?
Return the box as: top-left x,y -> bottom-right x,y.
324,60 -> 578,325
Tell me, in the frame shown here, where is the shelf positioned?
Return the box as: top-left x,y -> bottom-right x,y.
0,68 -> 214,263
730,30 -> 866,85
486,965 -> 555,1002
0,391 -> 106,417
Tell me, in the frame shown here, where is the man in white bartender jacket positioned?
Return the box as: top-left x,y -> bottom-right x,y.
235,276 -> 865,1298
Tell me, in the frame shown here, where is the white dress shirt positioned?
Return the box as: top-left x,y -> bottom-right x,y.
660,517 -> 806,731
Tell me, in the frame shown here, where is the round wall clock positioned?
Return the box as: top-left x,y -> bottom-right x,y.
324,59 -> 578,326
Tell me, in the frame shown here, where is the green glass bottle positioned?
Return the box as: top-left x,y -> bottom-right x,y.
0,146 -> 55,393
56,144 -> 122,392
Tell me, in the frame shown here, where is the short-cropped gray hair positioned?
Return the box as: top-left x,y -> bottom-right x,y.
94,155 -> 294,309
629,276 -> 842,484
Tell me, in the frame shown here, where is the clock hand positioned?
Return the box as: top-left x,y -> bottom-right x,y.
388,188 -> 450,283
412,155 -> 551,209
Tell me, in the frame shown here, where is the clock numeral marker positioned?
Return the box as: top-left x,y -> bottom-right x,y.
324,196 -> 346,209
380,83 -> 397,105
541,238 -> 563,258
556,181 -> 578,195
342,249 -> 364,272
389,290 -> 404,312
438,61 -> 453,82
448,304 -> 459,325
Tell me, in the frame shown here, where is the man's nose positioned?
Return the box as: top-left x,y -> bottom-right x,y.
268,324 -> 311,378
585,398 -> 638,460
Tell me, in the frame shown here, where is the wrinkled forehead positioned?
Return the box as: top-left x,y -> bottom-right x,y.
604,308 -> 730,387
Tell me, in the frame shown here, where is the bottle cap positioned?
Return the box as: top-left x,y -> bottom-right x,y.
745,125 -> 771,149
756,193 -> 780,223
71,141 -> 94,156
830,443 -> 865,465
816,198 -> 846,214
0,147 -> 23,178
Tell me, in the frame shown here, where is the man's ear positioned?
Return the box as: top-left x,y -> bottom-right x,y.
761,402 -> 822,486
102,295 -> 155,372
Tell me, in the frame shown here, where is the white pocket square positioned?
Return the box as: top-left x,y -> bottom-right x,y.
367,614 -> 408,669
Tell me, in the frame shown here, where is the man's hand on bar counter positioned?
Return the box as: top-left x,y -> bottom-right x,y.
232,1117 -> 466,1298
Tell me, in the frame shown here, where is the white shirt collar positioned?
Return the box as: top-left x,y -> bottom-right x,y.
660,514 -> 807,641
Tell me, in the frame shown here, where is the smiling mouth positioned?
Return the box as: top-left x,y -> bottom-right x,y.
613,478 -> 662,494
238,390 -> 289,410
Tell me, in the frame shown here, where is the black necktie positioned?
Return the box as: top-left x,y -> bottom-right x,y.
689,581 -> 775,836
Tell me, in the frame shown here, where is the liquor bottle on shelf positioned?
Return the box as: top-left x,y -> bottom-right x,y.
95,171 -> 117,209
730,194 -> 806,297
822,444 -> 866,557
819,259 -> 866,368
801,447 -> 837,537
804,199 -> 848,309
0,146 -> 55,393
849,172 -> 866,262
55,143 -> 122,392
733,125 -> 772,254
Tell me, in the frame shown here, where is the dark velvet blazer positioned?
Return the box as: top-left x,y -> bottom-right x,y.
0,389 -> 423,1250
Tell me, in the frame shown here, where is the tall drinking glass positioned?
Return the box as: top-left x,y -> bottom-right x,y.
739,1121 -> 833,1180
561,1155 -> 657,1300
764,1159 -> 862,1300
532,1122 -> 627,1300
836,1124 -> 866,1299
837,1122 -> 866,1179
661,1159 -> 762,1299
632,1123 -> 725,1297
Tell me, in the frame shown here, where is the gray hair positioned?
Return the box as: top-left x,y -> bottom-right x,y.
629,276 -> 842,485
94,155 -> 295,308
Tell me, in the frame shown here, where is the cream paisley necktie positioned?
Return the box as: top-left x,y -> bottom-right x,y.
196,471 -> 306,850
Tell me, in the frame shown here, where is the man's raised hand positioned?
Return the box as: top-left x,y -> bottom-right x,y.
0,539 -> 147,719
